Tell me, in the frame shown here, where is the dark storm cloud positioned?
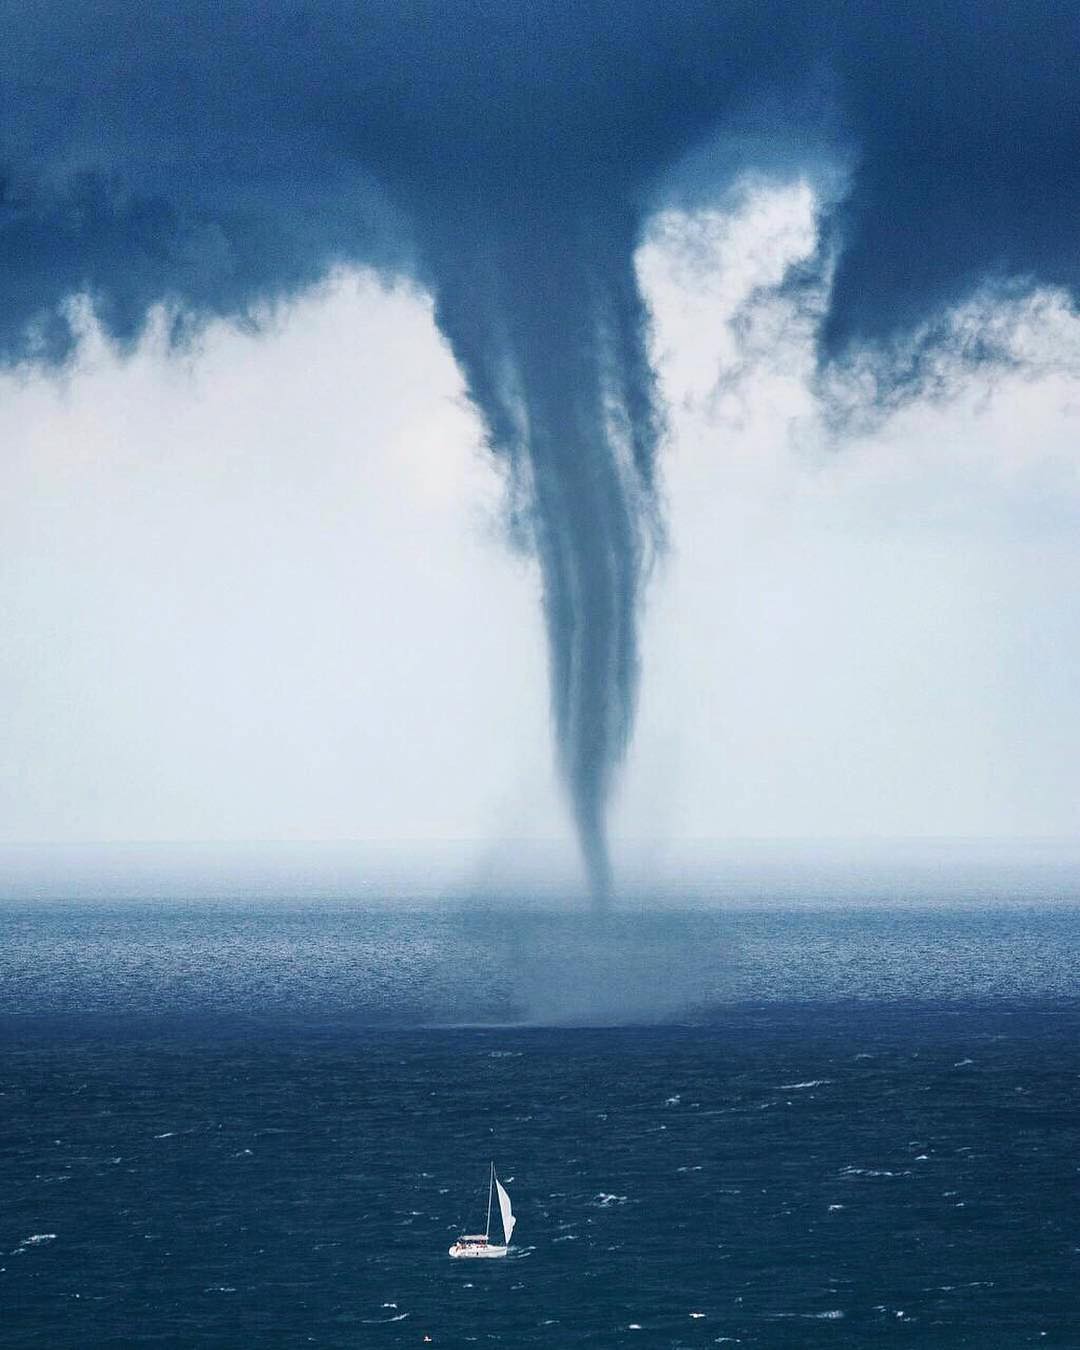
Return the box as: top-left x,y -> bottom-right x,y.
4,1 -> 1078,897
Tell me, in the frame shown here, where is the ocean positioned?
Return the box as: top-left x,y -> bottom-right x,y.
3,895 -> 1079,1347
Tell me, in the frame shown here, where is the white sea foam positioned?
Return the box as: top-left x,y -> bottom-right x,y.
770,1310 -> 845,1320
778,1079 -> 832,1090
841,1166 -> 912,1178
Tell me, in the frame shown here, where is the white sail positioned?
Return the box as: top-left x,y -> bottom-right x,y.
495,1176 -> 515,1244
448,1163 -> 515,1258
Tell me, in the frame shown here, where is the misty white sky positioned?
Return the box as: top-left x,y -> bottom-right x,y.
3,180 -> 1080,849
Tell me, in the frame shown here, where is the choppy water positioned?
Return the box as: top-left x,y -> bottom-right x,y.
3,902 -> 1079,1346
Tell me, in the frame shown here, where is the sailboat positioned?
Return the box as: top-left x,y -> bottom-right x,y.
448,1162 -> 516,1258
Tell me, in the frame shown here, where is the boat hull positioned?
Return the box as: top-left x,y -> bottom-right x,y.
448,1241 -> 508,1259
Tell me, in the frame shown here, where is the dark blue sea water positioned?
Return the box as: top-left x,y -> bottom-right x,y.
3,899 -> 1079,1346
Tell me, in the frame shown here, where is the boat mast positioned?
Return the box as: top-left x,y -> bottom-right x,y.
485,1161 -> 494,1241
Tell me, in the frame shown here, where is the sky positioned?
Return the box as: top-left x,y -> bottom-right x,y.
3,3 -> 1080,875
4,179 -> 1080,851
